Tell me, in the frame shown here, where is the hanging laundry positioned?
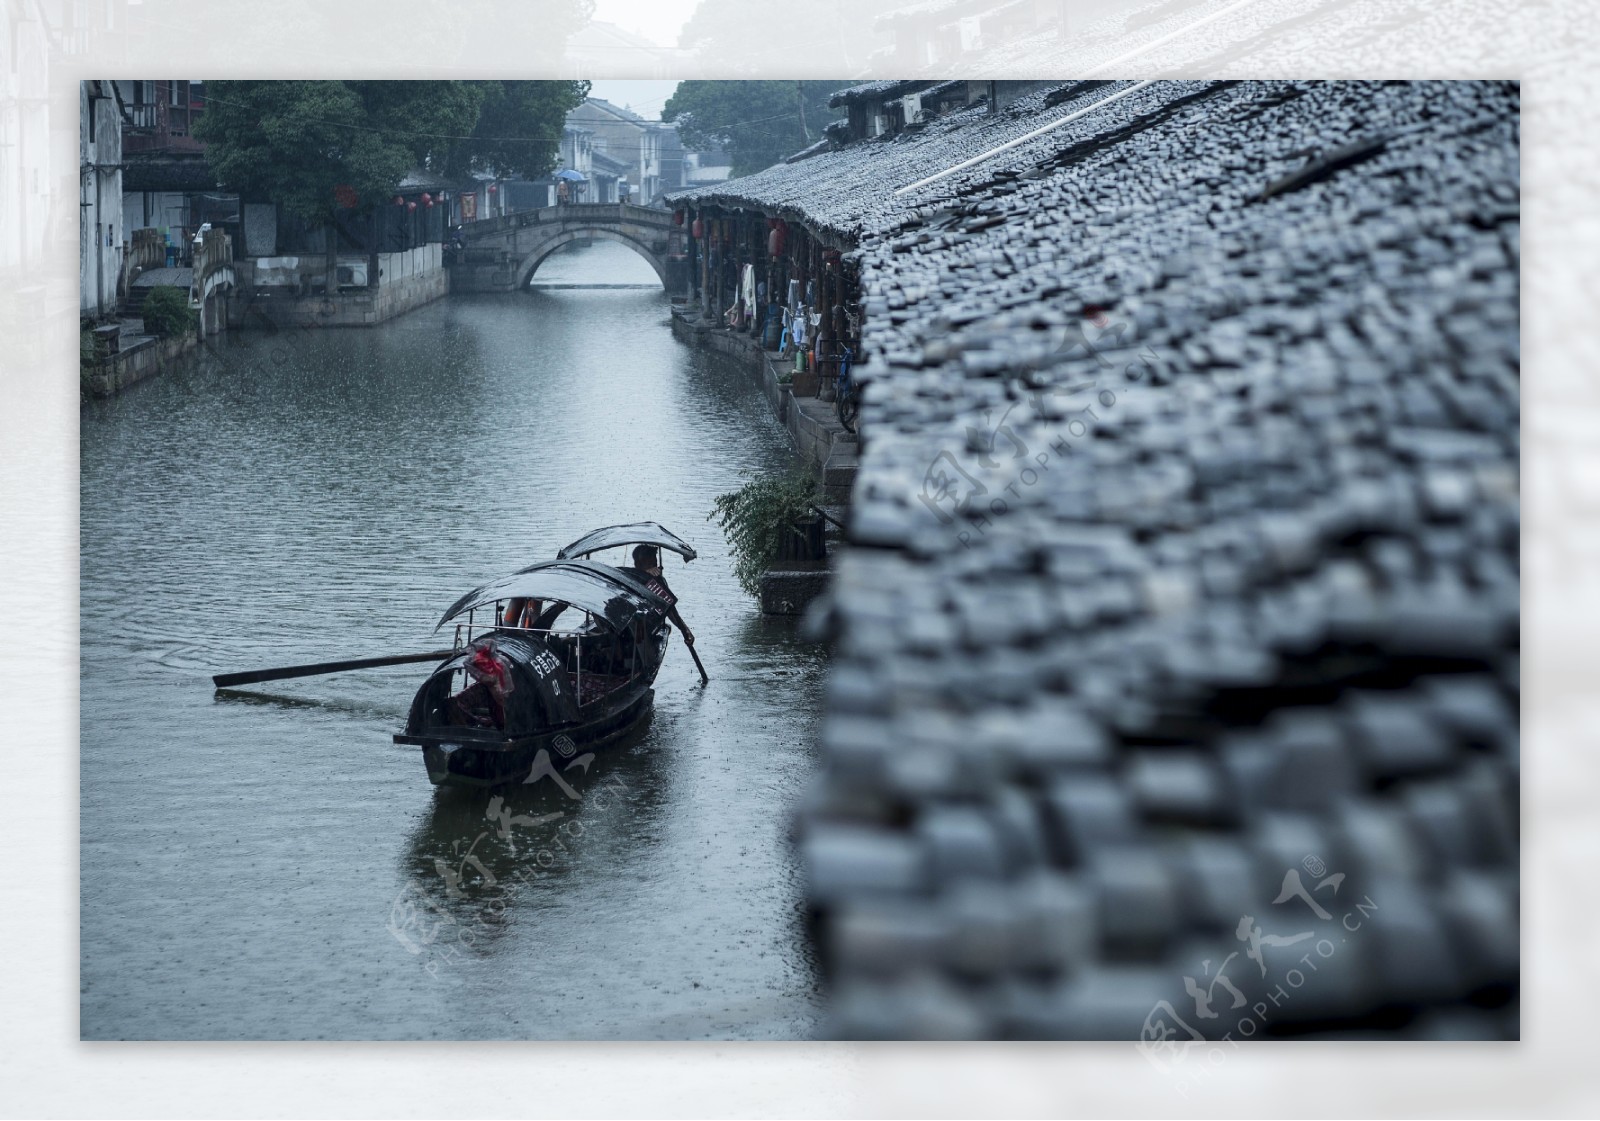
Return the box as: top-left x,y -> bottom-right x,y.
740,264 -> 757,318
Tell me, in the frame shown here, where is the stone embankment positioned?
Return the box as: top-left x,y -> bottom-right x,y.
671,306 -> 858,614
673,79 -> 1521,1040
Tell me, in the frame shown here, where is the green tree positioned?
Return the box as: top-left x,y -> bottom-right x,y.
664,80 -> 852,178
195,80 -> 588,222
196,81 -> 481,221
447,80 -> 591,180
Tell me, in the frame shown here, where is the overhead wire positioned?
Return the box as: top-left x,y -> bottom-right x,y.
195,87 -> 801,145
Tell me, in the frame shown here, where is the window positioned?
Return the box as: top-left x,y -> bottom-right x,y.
168,80 -> 189,136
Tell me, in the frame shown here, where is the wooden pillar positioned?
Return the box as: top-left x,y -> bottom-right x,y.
736,210 -> 746,327
768,214 -> 780,321
698,209 -> 710,316
713,212 -> 725,322
817,240 -> 835,387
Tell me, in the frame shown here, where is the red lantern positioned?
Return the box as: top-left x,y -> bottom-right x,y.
488,183 -> 498,193
420,192 -> 431,204
673,209 -> 685,226
691,217 -> 703,239
769,226 -> 786,257
393,195 -> 404,206
407,201 -> 417,212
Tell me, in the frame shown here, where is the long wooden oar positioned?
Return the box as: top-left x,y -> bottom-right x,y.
675,623 -> 709,685
212,650 -> 457,689
685,640 -> 709,685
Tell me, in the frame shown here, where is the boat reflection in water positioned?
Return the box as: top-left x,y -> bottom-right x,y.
395,710 -> 670,969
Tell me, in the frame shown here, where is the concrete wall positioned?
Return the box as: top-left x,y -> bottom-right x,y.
228,244 -> 446,329
83,331 -> 198,398
669,306 -> 856,615
669,309 -> 858,505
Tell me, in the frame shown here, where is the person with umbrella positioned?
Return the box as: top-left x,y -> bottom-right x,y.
554,168 -> 586,206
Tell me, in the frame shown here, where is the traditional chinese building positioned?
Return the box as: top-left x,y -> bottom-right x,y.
114,80 -> 234,269
670,78 -> 1522,1041
567,98 -> 668,205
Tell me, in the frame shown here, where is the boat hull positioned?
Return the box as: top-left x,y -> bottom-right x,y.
397,685 -> 655,789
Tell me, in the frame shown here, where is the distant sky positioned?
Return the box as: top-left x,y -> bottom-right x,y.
585,80 -> 683,121
590,0 -> 698,48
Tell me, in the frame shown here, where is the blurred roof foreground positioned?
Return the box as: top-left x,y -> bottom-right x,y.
680,79 -> 1520,1041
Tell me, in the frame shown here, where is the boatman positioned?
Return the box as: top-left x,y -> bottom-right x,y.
629,545 -> 694,647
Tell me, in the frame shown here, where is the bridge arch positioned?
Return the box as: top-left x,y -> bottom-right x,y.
517,227 -> 668,289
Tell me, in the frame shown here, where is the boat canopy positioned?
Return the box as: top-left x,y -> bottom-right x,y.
437,559 -> 667,632
556,522 -> 697,563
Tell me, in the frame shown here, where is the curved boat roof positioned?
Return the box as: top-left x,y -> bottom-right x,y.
556,522 -> 697,562
437,559 -> 667,631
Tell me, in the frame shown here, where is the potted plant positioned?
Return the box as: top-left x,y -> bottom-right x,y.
708,470 -> 823,597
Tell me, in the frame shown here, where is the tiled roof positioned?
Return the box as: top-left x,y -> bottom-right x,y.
828,79 -> 939,109
684,77 -> 1521,1040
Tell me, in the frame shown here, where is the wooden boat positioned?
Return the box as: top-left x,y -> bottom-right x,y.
392,525 -> 697,789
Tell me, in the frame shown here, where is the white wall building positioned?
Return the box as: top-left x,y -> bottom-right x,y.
567,99 -> 666,205
80,80 -> 123,318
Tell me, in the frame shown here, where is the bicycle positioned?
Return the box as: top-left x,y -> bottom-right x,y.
834,345 -> 858,433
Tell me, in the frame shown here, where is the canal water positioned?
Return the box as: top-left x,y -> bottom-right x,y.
79,242 -> 827,1040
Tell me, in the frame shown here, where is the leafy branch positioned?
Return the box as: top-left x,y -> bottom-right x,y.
708,470 -> 820,598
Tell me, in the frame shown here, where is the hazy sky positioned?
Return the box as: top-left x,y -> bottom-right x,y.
585,80 -> 683,121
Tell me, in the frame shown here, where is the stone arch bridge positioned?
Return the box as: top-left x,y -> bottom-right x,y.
447,203 -> 687,293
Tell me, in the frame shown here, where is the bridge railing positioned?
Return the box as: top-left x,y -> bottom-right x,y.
119,227 -> 166,299
457,202 -> 670,242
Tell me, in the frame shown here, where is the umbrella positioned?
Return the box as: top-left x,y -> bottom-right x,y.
554,169 -> 588,182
